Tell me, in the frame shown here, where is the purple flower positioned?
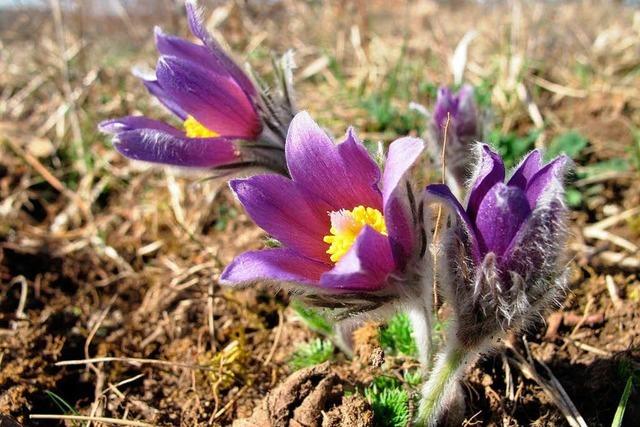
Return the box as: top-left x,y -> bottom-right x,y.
430,85 -> 481,193
99,1 -> 293,174
220,111 -> 426,312
426,144 -> 570,347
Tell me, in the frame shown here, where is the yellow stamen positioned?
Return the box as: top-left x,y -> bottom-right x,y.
323,205 -> 387,263
183,115 -> 219,138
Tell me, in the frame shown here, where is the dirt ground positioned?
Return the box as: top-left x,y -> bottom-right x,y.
1,1 -> 639,426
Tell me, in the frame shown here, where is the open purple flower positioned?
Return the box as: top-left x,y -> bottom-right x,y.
221,111 -> 427,314
429,85 -> 482,195
425,144 -> 570,347
99,1 -> 294,175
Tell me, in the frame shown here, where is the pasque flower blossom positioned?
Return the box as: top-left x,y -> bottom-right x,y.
100,1 -> 294,175
429,84 -> 482,196
220,111 -> 438,344
426,144 -> 569,344
221,111 -> 426,297
416,144 -> 570,426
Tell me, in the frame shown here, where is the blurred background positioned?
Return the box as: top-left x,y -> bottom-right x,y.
1,0 -> 639,426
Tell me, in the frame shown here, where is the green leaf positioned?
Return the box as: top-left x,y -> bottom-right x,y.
291,300 -> 333,336
365,377 -> 410,427
378,313 -> 417,357
565,187 -> 583,208
580,158 -> 629,179
611,376 -> 634,427
545,131 -> 588,161
288,338 -> 334,371
488,129 -> 540,168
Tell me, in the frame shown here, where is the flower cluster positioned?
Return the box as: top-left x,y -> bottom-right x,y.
102,3 -> 572,426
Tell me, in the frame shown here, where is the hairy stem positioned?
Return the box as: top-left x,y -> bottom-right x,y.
407,301 -> 433,368
415,343 -> 469,426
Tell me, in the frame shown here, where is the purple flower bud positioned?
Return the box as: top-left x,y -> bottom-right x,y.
425,144 -> 570,348
220,111 -> 429,316
99,1 -> 293,175
430,85 -> 481,193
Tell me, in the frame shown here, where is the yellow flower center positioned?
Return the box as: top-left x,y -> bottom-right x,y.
323,205 -> 387,263
183,115 -> 219,138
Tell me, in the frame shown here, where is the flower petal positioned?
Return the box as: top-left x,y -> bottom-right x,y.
454,84 -> 479,139
381,136 -> 424,267
433,86 -> 455,131
141,79 -> 188,120
285,111 -> 382,210
424,183 -> 481,262
320,226 -> 395,291
229,174 -> 333,262
184,0 -> 256,97
502,189 -> 568,275
100,116 -> 238,168
99,115 -> 181,135
337,127 -> 382,190
466,144 -> 505,221
507,149 -> 542,190
525,155 -> 570,209
154,26 -> 218,72
156,55 -> 260,138
220,248 -> 328,285
475,183 -> 531,258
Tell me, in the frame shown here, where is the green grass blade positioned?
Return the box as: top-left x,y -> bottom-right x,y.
611,376 -> 633,427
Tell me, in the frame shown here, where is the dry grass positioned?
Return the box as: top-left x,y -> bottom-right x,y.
1,0 -> 640,426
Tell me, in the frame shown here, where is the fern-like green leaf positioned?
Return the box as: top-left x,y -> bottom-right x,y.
291,300 -> 333,336
288,338 -> 334,370
365,376 -> 410,427
379,313 -> 417,357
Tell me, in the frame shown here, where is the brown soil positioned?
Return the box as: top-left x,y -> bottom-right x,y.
2,1 -> 640,426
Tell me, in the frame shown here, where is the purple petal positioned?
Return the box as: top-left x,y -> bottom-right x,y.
425,183 -> 481,262
525,155 -> 570,208
285,111 -> 382,211
467,144 -> 505,222
156,55 -> 260,138
320,226 -> 395,291
475,183 -> 531,258
109,129 -> 238,168
454,84 -> 478,138
507,149 -> 542,190
337,127 -> 381,190
381,137 -> 424,267
230,175 -> 333,263
502,192 -> 567,274
99,115 -> 181,136
220,248 -> 328,285
184,1 -> 256,97
433,86 -> 456,130
155,26 -> 218,72
140,78 -> 188,120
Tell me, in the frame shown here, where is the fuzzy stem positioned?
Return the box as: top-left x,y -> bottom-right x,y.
414,343 -> 469,426
407,301 -> 433,368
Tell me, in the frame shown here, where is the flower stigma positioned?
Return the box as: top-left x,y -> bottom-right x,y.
184,115 -> 219,138
323,206 -> 387,263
